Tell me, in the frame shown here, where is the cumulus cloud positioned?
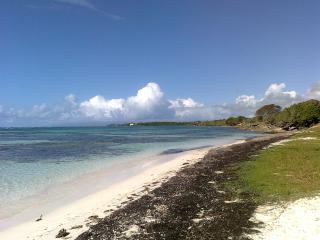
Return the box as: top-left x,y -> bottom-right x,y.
169,98 -> 207,119
265,83 -> 286,96
169,98 -> 203,109
79,82 -> 173,121
262,83 -> 300,106
307,81 -> 320,100
233,83 -> 301,110
128,83 -> 163,106
0,81 -> 318,126
80,96 -> 125,119
125,82 -> 169,119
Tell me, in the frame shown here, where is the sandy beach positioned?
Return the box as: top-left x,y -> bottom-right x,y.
75,134 -> 289,240
0,142 -> 225,240
0,133 -> 292,240
249,196 -> 320,240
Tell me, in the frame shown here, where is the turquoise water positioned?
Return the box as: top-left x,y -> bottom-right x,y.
0,126 -> 261,218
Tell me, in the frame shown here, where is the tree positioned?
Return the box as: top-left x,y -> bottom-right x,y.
255,104 -> 281,117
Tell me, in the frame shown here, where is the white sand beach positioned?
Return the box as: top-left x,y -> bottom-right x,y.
0,141 -> 243,240
249,196 -> 320,240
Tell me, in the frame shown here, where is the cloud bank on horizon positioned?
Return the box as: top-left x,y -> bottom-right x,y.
0,81 -> 320,126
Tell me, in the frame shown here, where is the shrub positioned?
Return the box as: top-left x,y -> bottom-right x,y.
275,99 -> 320,129
225,116 -> 247,126
255,104 -> 281,118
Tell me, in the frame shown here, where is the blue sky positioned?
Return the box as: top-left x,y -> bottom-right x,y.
0,0 -> 320,126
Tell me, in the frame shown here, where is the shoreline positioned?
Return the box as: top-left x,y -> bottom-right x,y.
0,140 -> 243,239
76,133 -> 290,240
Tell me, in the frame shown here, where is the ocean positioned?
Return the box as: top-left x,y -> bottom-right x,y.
0,126 -> 261,220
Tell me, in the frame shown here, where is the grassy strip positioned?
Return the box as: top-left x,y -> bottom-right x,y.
233,125 -> 320,203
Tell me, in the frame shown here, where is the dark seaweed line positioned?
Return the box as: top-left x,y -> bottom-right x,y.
76,134 -> 289,240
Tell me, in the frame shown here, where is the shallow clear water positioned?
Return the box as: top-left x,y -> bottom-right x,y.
0,126 -> 261,218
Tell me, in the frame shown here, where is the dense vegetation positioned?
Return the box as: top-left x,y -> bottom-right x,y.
127,117 -> 247,127
126,99 -> 320,131
255,104 -> 281,123
273,100 -> 320,129
225,116 -> 247,126
255,104 -> 281,118
130,121 -> 194,126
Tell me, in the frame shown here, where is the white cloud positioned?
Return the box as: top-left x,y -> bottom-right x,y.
169,98 -> 208,120
307,81 -> 320,100
127,82 -> 164,109
169,98 -> 203,109
80,96 -> 125,119
171,82 -> 304,120
0,81 -> 317,126
235,95 -> 257,107
125,82 -> 172,120
15,103 -> 51,118
265,83 -> 297,100
265,83 -> 286,96
65,94 -> 77,106
261,83 -> 301,107
79,82 -> 173,121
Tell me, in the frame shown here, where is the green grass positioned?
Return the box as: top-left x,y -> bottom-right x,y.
234,125 -> 320,203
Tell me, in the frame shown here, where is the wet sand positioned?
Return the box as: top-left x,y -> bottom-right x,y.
76,133 -> 290,240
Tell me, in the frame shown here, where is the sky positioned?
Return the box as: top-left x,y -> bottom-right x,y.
0,0 -> 320,126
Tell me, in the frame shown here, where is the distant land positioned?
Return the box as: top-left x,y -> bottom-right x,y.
123,99 -> 320,134
123,120 -> 226,127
